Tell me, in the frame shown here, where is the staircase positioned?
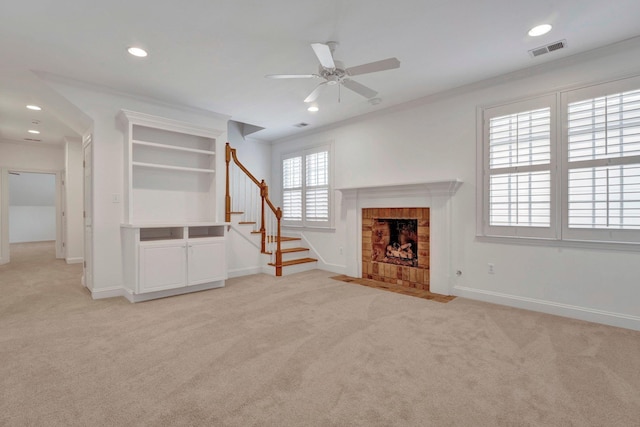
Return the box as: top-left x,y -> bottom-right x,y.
225,143 -> 317,276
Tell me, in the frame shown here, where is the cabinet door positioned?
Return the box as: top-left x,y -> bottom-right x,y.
139,242 -> 187,293
187,239 -> 226,286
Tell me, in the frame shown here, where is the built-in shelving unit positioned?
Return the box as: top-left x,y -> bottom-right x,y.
117,110 -> 228,302
118,109 -> 224,224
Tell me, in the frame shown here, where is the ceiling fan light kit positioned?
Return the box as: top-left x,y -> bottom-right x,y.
266,41 -> 400,104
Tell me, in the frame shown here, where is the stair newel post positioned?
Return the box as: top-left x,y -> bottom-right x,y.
225,143 -> 232,222
260,180 -> 267,254
275,207 -> 283,277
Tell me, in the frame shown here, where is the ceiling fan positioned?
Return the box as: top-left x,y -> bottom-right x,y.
266,42 -> 400,103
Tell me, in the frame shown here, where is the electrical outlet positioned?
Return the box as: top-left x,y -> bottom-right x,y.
488,263 -> 495,274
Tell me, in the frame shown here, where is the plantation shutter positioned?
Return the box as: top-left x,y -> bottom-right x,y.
282,156 -> 302,221
567,88 -> 640,231
282,146 -> 331,227
485,97 -> 555,238
305,151 -> 329,222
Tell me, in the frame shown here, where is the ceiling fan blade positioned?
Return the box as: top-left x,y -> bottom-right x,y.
342,79 -> 378,99
265,74 -> 318,79
311,43 -> 336,70
304,81 -> 328,103
346,58 -> 400,76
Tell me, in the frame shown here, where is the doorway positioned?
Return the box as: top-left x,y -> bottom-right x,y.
0,169 -> 64,264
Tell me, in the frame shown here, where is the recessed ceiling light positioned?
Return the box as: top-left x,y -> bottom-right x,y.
28,129 -> 40,134
127,47 -> 148,57
307,105 -> 319,112
528,24 -> 552,37
26,105 -> 42,111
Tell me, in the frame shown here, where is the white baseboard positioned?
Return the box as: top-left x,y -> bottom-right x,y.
65,257 -> 83,264
454,286 -> 640,331
316,262 -> 346,275
227,266 -> 263,278
91,286 -> 125,300
126,280 -> 225,303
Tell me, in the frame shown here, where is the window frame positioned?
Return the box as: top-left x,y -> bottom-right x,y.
478,74 -> 640,247
480,93 -> 560,239
561,75 -> 640,244
281,143 -> 333,229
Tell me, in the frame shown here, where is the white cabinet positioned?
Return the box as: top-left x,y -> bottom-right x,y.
187,239 -> 226,286
139,241 -> 187,293
121,224 -> 227,301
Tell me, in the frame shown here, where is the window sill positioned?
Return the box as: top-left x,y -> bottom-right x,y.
282,225 -> 336,232
476,234 -> 640,252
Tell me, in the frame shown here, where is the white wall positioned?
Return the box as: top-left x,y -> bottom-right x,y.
0,140 -> 64,170
9,206 -> 56,242
42,78 -> 229,295
9,172 -> 56,243
65,137 -> 84,263
270,38 -> 640,330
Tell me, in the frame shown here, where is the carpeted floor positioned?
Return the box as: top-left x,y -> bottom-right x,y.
1,241 -> 640,426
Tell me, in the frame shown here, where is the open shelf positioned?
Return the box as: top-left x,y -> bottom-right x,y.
132,140 -> 215,156
132,162 -> 215,174
189,225 -> 225,238
140,227 -> 184,241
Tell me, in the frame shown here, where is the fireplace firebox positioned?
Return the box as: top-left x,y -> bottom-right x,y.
362,208 -> 429,290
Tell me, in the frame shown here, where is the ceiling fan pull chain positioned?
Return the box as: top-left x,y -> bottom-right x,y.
338,83 -> 341,103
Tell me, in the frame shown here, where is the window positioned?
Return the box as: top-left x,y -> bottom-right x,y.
479,74 -> 640,245
282,146 -> 331,227
562,77 -> 640,243
482,95 -> 557,239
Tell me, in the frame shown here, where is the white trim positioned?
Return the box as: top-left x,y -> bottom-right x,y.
476,235 -> 640,252
65,257 -> 83,264
123,280 -> 225,303
337,180 -> 462,197
91,286 -> 125,300
454,286 -> 640,331
227,266 -> 263,278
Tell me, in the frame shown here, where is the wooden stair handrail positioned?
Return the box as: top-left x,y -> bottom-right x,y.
225,142 -> 283,276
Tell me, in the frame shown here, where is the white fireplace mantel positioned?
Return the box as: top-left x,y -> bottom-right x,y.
336,179 -> 462,198
337,179 -> 462,295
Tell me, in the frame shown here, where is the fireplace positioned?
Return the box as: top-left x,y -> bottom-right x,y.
362,208 -> 430,290
337,180 -> 461,295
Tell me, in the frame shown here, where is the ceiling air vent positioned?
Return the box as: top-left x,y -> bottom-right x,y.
528,39 -> 567,58
294,122 -> 309,128
24,138 -> 42,142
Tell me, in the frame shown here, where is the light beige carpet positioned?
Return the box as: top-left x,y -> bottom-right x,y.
1,242 -> 639,426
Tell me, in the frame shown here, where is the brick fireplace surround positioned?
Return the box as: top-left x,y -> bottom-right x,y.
337,180 -> 461,296
362,208 -> 430,290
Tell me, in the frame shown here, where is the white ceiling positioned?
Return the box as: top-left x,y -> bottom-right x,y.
2,0 -> 640,144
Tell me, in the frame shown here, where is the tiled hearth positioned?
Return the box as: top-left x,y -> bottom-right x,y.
362,208 -> 430,290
